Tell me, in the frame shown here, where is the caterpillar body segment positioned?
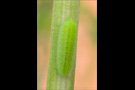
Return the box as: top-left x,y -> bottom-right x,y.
57,17 -> 78,76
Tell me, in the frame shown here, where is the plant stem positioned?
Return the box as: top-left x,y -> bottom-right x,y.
47,0 -> 80,90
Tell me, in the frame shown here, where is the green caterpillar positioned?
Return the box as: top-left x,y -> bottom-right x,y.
57,17 -> 78,76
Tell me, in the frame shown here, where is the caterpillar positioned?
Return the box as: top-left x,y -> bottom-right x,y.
57,17 -> 78,76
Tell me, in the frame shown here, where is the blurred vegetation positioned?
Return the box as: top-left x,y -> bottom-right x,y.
37,1 -> 52,36
37,1 -> 53,88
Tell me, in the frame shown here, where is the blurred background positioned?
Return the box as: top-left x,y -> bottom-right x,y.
37,0 -> 97,90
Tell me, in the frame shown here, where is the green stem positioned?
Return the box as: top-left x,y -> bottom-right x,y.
47,0 -> 80,90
